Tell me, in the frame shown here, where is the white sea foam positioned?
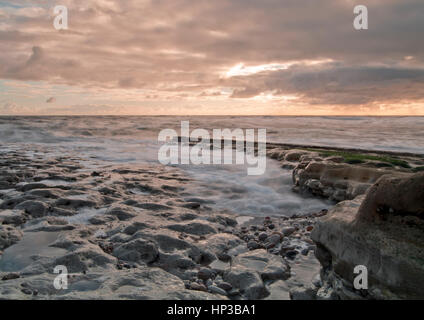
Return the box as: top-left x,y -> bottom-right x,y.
0,116 -> 421,216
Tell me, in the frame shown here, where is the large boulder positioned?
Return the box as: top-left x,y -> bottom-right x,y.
311,172 -> 424,300
293,161 -> 399,202
357,172 -> 424,222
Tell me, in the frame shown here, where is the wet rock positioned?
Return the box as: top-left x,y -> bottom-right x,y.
0,225 -> 23,251
0,209 -> 26,226
18,183 -> 49,192
106,204 -> 136,221
182,202 -> 201,210
55,197 -> 98,209
54,246 -> 115,273
2,273 -> 20,281
223,268 -> 268,299
15,200 -> 48,218
167,221 -> 217,236
123,222 -> 151,235
21,288 -> 32,295
88,215 -> 116,225
28,188 -> 63,199
113,239 -> 159,264
238,250 -> 290,281
289,286 -> 317,300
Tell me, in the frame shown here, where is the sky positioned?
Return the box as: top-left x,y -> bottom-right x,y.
0,0 -> 423,115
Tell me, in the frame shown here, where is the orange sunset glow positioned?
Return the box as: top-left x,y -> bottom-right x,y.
0,0 -> 423,115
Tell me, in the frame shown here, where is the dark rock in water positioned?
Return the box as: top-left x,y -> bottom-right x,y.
1,273 -> 20,281
182,202 -> 201,210
21,288 -> 32,295
312,172 -> 424,300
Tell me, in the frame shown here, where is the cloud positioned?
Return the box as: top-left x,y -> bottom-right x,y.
227,63 -> 424,105
0,0 -> 423,114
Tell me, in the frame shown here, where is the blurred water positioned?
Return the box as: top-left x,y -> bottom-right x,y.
0,116 -> 422,216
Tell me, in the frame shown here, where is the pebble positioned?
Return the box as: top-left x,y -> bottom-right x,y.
285,250 -> 298,260
301,248 -> 310,256
217,252 -> 231,262
282,227 -> 296,236
208,285 -> 227,296
227,289 -> 241,297
198,268 -> 214,280
21,288 -> 32,295
267,234 -> 282,245
306,225 -> 314,232
217,282 -> 233,291
205,279 -> 213,287
190,282 -> 207,292
265,242 -> 276,250
258,232 -> 268,241
247,240 -> 260,250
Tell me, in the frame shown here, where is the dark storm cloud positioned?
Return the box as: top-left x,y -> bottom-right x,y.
228,63 -> 424,104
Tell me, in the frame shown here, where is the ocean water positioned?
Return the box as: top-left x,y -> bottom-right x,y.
0,116 -> 422,216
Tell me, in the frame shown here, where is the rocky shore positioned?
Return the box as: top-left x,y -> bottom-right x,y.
0,144 -> 423,300
268,146 -> 424,300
